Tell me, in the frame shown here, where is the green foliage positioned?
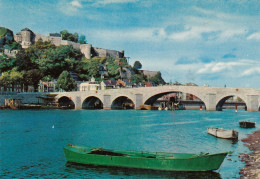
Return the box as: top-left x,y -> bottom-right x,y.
78,35 -> 87,44
8,41 -> 22,50
22,69 -> 44,91
131,73 -> 146,84
0,68 -> 24,86
56,70 -> 77,91
15,50 -> 38,71
0,55 -> 16,73
133,61 -> 142,70
60,30 -> 78,43
34,44 -> 83,78
0,27 -> 8,38
0,27 -> 14,46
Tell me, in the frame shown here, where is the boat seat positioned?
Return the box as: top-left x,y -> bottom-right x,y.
89,149 -> 126,156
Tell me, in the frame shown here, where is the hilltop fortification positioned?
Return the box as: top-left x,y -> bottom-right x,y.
14,28 -> 124,59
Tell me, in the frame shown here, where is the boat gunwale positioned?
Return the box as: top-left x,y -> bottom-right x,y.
64,145 -> 229,160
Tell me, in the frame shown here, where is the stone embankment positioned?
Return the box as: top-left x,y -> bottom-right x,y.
239,130 -> 260,178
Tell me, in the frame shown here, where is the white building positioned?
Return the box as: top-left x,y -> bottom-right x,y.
80,77 -> 100,91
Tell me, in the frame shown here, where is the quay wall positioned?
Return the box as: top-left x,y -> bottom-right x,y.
0,92 -> 44,106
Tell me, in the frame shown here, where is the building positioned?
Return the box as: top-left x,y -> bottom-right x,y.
79,77 -> 100,91
38,81 -> 56,92
100,80 -> 117,90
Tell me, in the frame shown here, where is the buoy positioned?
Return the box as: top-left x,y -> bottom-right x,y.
52,125 -> 55,129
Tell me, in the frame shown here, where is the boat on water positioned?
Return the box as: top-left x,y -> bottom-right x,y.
63,144 -> 229,172
140,104 -> 159,110
207,128 -> 238,139
239,121 -> 256,128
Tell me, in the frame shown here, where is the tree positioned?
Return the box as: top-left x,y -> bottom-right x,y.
9,41 -> 22,50
15,50 -> 38,71
38,45 -> 82,78
22,69 -> 44,92
133,61 -> 142,70
0,55 -> 16,73
0,68 -> 24,91
78,35 -> 87,44
130,73 -> 146,84
56,71 -> 77,91
60,30 -> 78,43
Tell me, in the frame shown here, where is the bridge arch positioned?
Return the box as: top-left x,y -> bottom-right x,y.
111,96 -> 135,110
216,95 -> 247,111
144,90 -> 206,110
57,96 -> 75,109
82,96 -> 103,109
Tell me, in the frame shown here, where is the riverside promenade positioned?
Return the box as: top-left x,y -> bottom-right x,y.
240,130 -> 260,178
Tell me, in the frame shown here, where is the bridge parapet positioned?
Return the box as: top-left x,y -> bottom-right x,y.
52,86 -> 260,111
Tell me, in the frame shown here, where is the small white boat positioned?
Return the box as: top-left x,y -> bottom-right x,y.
207,128 -> 238,139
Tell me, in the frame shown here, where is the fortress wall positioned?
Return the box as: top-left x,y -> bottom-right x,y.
34,33 -> 50,42
93,47 -> 107,57
14,29 -> 124,59
106,49 -> 121,58
49,37 -> 62,46
60,40 -> 81,49
14,34 -> 22,43
80,44 -> 92,59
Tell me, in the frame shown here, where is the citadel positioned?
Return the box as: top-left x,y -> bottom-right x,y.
13,28 -> 125,59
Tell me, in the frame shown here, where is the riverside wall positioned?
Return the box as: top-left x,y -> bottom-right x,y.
0,92 -> 44,106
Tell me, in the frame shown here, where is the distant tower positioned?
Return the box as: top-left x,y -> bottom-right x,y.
80,43 -> 92,59
20,28 -> 34,48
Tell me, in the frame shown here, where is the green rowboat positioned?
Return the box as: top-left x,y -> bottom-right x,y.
63,144 -> 228,172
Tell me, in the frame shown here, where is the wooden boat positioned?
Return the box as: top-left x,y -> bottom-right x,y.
207,128 -> 238,139
63,144 -> 229,172
20,104 -> 42,109
239,121 -> 256,128
140,104 -> 159,110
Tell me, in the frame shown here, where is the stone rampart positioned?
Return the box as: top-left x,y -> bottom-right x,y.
14,28 -> 124,59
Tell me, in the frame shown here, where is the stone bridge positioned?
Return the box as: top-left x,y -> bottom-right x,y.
53,86 -> 260,111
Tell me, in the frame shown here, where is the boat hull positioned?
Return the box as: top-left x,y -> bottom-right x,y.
239,121 -> 255,128
140,104 -> 158,110
63,145 -> 228,172
207,128 -> 238,139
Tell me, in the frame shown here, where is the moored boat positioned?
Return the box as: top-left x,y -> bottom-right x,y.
140,104 -> 159,110
63,144 -> 229,172
207,128 -> 238,139
239,121 -> 256,128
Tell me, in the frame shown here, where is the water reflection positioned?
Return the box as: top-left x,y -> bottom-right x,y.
65,162 -> 221,179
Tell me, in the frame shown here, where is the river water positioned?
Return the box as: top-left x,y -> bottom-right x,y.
0,109 -> 259,178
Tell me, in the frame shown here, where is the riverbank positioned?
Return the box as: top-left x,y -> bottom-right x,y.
240,130 -> 260,178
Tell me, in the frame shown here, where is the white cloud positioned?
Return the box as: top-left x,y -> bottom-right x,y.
241,67 -> 260,76
94,0 -> 139,5
247,32 -> 260,40
70,0 -> 82,8
88,28 -> 166,42
58,0 -> 83,16
197,61 -> 247,74
164,7 -> 250,42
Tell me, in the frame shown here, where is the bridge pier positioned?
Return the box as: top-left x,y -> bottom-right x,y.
246,95 -> 259,111
135,94 -> 143,110
206,94 -> 216,111
74,96 -> 82,109
103,95 -> 111,109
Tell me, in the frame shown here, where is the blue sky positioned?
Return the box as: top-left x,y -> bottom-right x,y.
1,0 -> 260,88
